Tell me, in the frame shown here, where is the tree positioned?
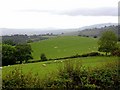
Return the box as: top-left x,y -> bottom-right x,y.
98,31 -> 117,55
15,44 -> 33,64
2,44 -> 16,66
3,39 -> 16,46
93,36 -> 97,38
27,39 -> 33,43
40,53 -> 47,61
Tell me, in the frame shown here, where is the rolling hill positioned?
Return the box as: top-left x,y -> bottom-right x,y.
30,36 -> 98,60
63,23 -> 118,36
78,25 -> 118,37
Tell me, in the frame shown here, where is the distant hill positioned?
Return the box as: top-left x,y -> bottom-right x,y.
78,23 -> 117,30
63,23 -> 118,36
78,25 -> 119,37
1,23 -> 118,36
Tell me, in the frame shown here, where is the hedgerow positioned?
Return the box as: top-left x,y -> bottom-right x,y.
2,60 -> 120,89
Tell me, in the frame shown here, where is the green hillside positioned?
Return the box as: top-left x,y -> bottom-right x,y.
2,36 -> 119,89
31,36 -> 98,59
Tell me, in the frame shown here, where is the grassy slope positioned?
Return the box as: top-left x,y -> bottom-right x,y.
2,56 -> 118,79
31,36 -> 98,59
3,36 -> 119,79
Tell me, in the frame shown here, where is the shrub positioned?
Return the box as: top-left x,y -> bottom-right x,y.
88,52 -> 101,56
81,52 -> 101,57
2,59 -> 119,89
88,63 -> 120,89
93,36 -> 97,38
2,67 -> 43,89
40,53 -> 47,61
27,39 -> 33,43
2,44 -> 16,66
46,60 -> 120,89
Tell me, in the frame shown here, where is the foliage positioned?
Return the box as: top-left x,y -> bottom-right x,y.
15,44 -> 33,63
3,56 -> 117,79
2,44 -> 33,66
45,61 -> 120,89
27,39 -> 33,43
93,36 -> 97,38
98,31 -> 117,55
2,44 -> 16,66
2,67 -> 43,89
2,57 -> 119,89
40,53 -> 47,61
81,52 -> 102,57
3,39 -> 16,46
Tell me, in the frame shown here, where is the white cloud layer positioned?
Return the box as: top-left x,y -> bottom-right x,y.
0,0 -> 119,29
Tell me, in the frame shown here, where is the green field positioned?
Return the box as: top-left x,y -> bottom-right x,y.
3,36 -> 118,79
2,36 -> 119,89
2,56 -> 118,79
31,36 -> 98,59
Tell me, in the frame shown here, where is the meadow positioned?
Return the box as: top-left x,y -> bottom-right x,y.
2,36 -> 118,79
2,56 -> 118,79
31,36 -> 98,59
2,36 -> 119,89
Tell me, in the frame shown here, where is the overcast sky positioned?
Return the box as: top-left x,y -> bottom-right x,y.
0,0 -> 119,30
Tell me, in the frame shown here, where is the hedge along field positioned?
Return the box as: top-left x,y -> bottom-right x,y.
2,56 -> 118,79
31,36 -> 98,60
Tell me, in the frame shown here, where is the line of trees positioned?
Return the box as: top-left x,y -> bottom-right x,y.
2,44 -> 33,66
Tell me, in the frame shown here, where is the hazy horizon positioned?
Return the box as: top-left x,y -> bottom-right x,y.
0,0 -> 118,35
1,23 -> 118,35
0,0 -> 118,28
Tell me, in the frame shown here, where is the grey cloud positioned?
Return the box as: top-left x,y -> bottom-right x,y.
57,7 -> 118,16
18,7 -> 118,16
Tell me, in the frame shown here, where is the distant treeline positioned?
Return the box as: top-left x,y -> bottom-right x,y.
2,34 -> 57,45
78,25 -> 120,40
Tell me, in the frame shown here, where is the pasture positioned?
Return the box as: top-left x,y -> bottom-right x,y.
31,36 -> 98,59
2,36 -> 119,89
2,36 -> 118,79
2,56 -> 118,79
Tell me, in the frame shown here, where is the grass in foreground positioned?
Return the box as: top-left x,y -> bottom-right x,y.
2,56 -> 118,79
2,56 -> 119,89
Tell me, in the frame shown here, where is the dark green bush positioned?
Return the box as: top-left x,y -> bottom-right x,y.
2,67 -> 43,89
2,60 -> 119,89
81,52 -> 102,57
93,36 -> 97,38
46,61 -> 119,89
88,52 -> 101,56
40,53 -> 48,61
